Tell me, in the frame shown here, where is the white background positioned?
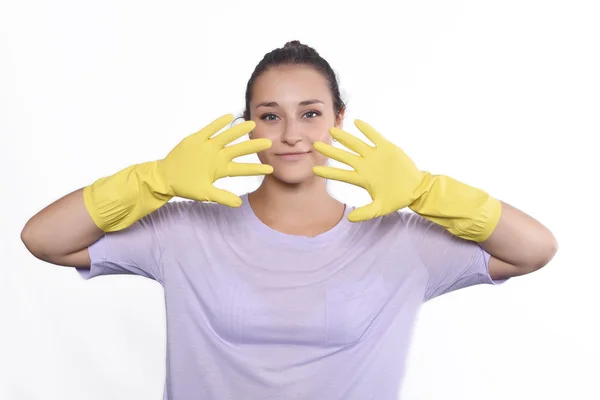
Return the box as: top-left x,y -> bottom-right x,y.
2,0 -> 598,399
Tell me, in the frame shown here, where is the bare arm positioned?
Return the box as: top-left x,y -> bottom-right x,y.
480,201 -> 558,280
21,188 -> 102,268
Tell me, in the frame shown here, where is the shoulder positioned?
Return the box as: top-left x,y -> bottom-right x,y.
352,209 -> 454,248
183,199 -> 238,220
168,198 -> 245,232
358,209 -> 434,234
146,199 -> 194,226
393,210 -> 447,235
345,209 -> 414,244
158,198 -> 233,221
142,199 -> 228,231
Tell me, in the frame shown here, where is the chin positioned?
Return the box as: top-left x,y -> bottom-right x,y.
261,154 -> 328,186
270,168 -> 317,185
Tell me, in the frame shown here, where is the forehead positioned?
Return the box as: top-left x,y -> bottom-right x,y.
252,65 -> 331,103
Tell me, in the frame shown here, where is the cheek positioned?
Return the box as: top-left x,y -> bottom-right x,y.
307,125 -> 333,143
250,121 -> 281,140
314,153 -> 328,166
309,125 -> 334,164
256,148 -> 272,165
312,145 -> 331,166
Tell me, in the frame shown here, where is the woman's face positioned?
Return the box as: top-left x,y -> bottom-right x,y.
248,64 -> 343,185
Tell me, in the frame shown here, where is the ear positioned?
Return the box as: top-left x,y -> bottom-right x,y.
335,108 -> 345,129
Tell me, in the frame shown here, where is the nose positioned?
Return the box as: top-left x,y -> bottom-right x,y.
281,120 -> 303,145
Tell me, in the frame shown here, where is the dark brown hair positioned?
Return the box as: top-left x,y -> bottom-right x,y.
242,40 -> 346,121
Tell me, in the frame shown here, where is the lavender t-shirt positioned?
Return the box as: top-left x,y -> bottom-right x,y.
77,193 -> 506,400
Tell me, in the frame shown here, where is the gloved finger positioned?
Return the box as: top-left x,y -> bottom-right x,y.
223,138 -> 272,160
313,141 -> 361,169
211,120 -> 256,148
354,120 -> 387,147
347,201 -> 385,222
188,114 -> 235,144
312,166 -> 364,188
206,187 -> 243,208
329,127 -> 373,156
225,162 -> 274,177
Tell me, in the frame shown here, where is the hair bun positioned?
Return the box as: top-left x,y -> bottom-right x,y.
283,40 -> 304,49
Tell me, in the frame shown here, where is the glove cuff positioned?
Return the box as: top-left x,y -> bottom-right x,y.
408,174 -> 502,242
83,161 -> 173,232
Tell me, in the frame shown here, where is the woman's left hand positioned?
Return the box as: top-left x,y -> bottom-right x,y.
312,119 -> 428,222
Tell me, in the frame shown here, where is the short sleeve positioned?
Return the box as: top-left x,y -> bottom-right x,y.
399,211 -> 508,302
75,200 -> 192,284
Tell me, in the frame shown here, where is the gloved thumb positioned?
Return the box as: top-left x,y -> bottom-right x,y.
347,201 -> 385,222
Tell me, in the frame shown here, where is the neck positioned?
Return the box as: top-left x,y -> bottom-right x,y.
248,175 -> 345,232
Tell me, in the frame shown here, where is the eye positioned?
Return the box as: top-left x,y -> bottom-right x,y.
260,113 -> 278,121
303,110 -> 321,118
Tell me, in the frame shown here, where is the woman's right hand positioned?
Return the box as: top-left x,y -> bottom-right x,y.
83,114 -> 272,232
158,114 -> 273,207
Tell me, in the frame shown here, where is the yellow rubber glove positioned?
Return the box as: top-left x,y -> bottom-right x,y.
84,114 -> 273,232
312,119 -> 502,242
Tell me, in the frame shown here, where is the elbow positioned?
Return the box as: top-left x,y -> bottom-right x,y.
527,232 -> 559,272
20,221 -> 32,249
542,233 -> 559,267
21,221 -> 45,260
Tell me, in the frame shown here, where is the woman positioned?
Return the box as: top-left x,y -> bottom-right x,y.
21,41 -> 558,399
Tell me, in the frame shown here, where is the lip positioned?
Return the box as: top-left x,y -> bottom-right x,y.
275,151 -> 311,160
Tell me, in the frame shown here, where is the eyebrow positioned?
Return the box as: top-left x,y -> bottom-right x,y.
255,99 -> 324,108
